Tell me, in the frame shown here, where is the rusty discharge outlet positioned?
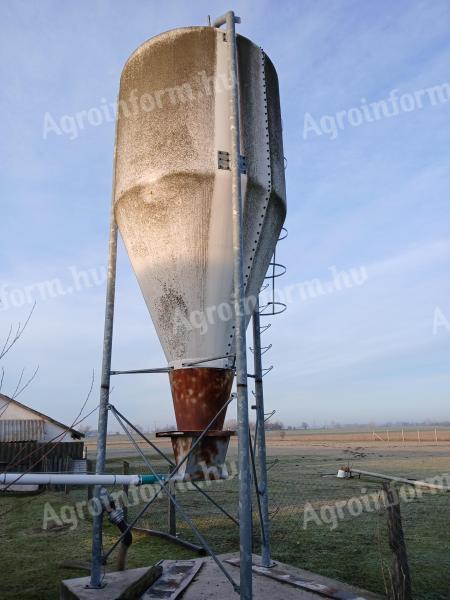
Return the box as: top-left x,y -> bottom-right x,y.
169,367 -> 234,431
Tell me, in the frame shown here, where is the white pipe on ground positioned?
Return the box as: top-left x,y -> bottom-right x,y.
0,473 -> 141,486
0,472 -> 184,487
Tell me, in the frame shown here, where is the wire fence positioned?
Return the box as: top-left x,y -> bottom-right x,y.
112,451 -> 449,600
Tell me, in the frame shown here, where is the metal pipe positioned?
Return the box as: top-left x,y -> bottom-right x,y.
90,168 -> 119,589
192,481 -> 240,527
0,473 -> 152,486
212,14 -> 241,28
110,405 -> 175,467
110,367 -> 171,375
248,427 -> 266,548
252,301 -> 272,566
182,354 -> 235,366
224,10 -> 253,599
133,527 -> 205,554
346,468 -> 450,492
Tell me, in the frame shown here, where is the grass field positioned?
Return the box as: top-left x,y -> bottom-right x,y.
1,436 -> 449,599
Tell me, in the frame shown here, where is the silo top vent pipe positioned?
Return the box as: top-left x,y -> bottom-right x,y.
212,14 -> 241,27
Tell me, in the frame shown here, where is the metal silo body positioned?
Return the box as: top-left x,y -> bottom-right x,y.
114,26 -> 286,430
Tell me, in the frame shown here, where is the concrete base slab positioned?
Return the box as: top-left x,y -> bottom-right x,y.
181,553 -> 384,600
60,566 -> 159,600
60,554 -> 384,600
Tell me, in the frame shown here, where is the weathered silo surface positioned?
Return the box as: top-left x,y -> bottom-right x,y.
114,26 -> 286,430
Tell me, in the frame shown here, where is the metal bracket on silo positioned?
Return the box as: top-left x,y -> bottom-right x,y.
218,151 -> 247,174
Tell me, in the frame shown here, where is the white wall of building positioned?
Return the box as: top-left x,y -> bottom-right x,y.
0,396 -> 77,442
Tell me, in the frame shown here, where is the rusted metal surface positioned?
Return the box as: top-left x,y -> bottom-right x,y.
169,367 -> 234,431
143,559 -> 204,599
226,558 -> 370,599
157,430 -> 235,481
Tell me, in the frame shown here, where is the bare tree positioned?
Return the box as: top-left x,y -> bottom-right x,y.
0,304 -> 39,417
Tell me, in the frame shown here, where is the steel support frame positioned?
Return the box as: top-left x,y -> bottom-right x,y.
103,397 -> 237,561
109,402 -> 240,526
110,406 -> 240,593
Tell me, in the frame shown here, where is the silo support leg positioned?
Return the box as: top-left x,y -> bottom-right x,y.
89,206 -> 118,588
224,9 -> 253,600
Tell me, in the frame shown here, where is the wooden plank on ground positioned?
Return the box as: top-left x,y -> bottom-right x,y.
226,558 -> 369,600
117,565 -> 163,600
143,560 -> 203,599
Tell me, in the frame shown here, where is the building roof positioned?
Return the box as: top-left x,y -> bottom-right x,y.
0,394 -> 84,440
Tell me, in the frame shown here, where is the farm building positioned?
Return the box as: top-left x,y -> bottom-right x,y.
0,394 -> 85,482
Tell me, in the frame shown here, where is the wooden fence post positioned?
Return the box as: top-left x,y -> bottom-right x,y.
122,460 -> 129,520
382,482 -> 412,600
168,471 -> 176,536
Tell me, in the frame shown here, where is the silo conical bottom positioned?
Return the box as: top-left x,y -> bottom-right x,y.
169,367 -> 234,431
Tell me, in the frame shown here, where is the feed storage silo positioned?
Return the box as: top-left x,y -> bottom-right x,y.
113,25 -> 286,477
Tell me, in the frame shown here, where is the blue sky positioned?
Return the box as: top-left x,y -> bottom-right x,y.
1,0 -> 449,430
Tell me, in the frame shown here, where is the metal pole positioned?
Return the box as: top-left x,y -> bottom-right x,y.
89,200 -> 118,588
0,472 -> 159,486
167,468 -> 177,536
122,460 -> 129,521
344,468 -> 450,492
224,10 -> 253,600
192,481 -> 240,527
252,300 -> 272,567
248,427 -> 266,548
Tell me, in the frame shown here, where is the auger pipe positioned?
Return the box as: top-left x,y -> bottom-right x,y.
0,473 -> 169,486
